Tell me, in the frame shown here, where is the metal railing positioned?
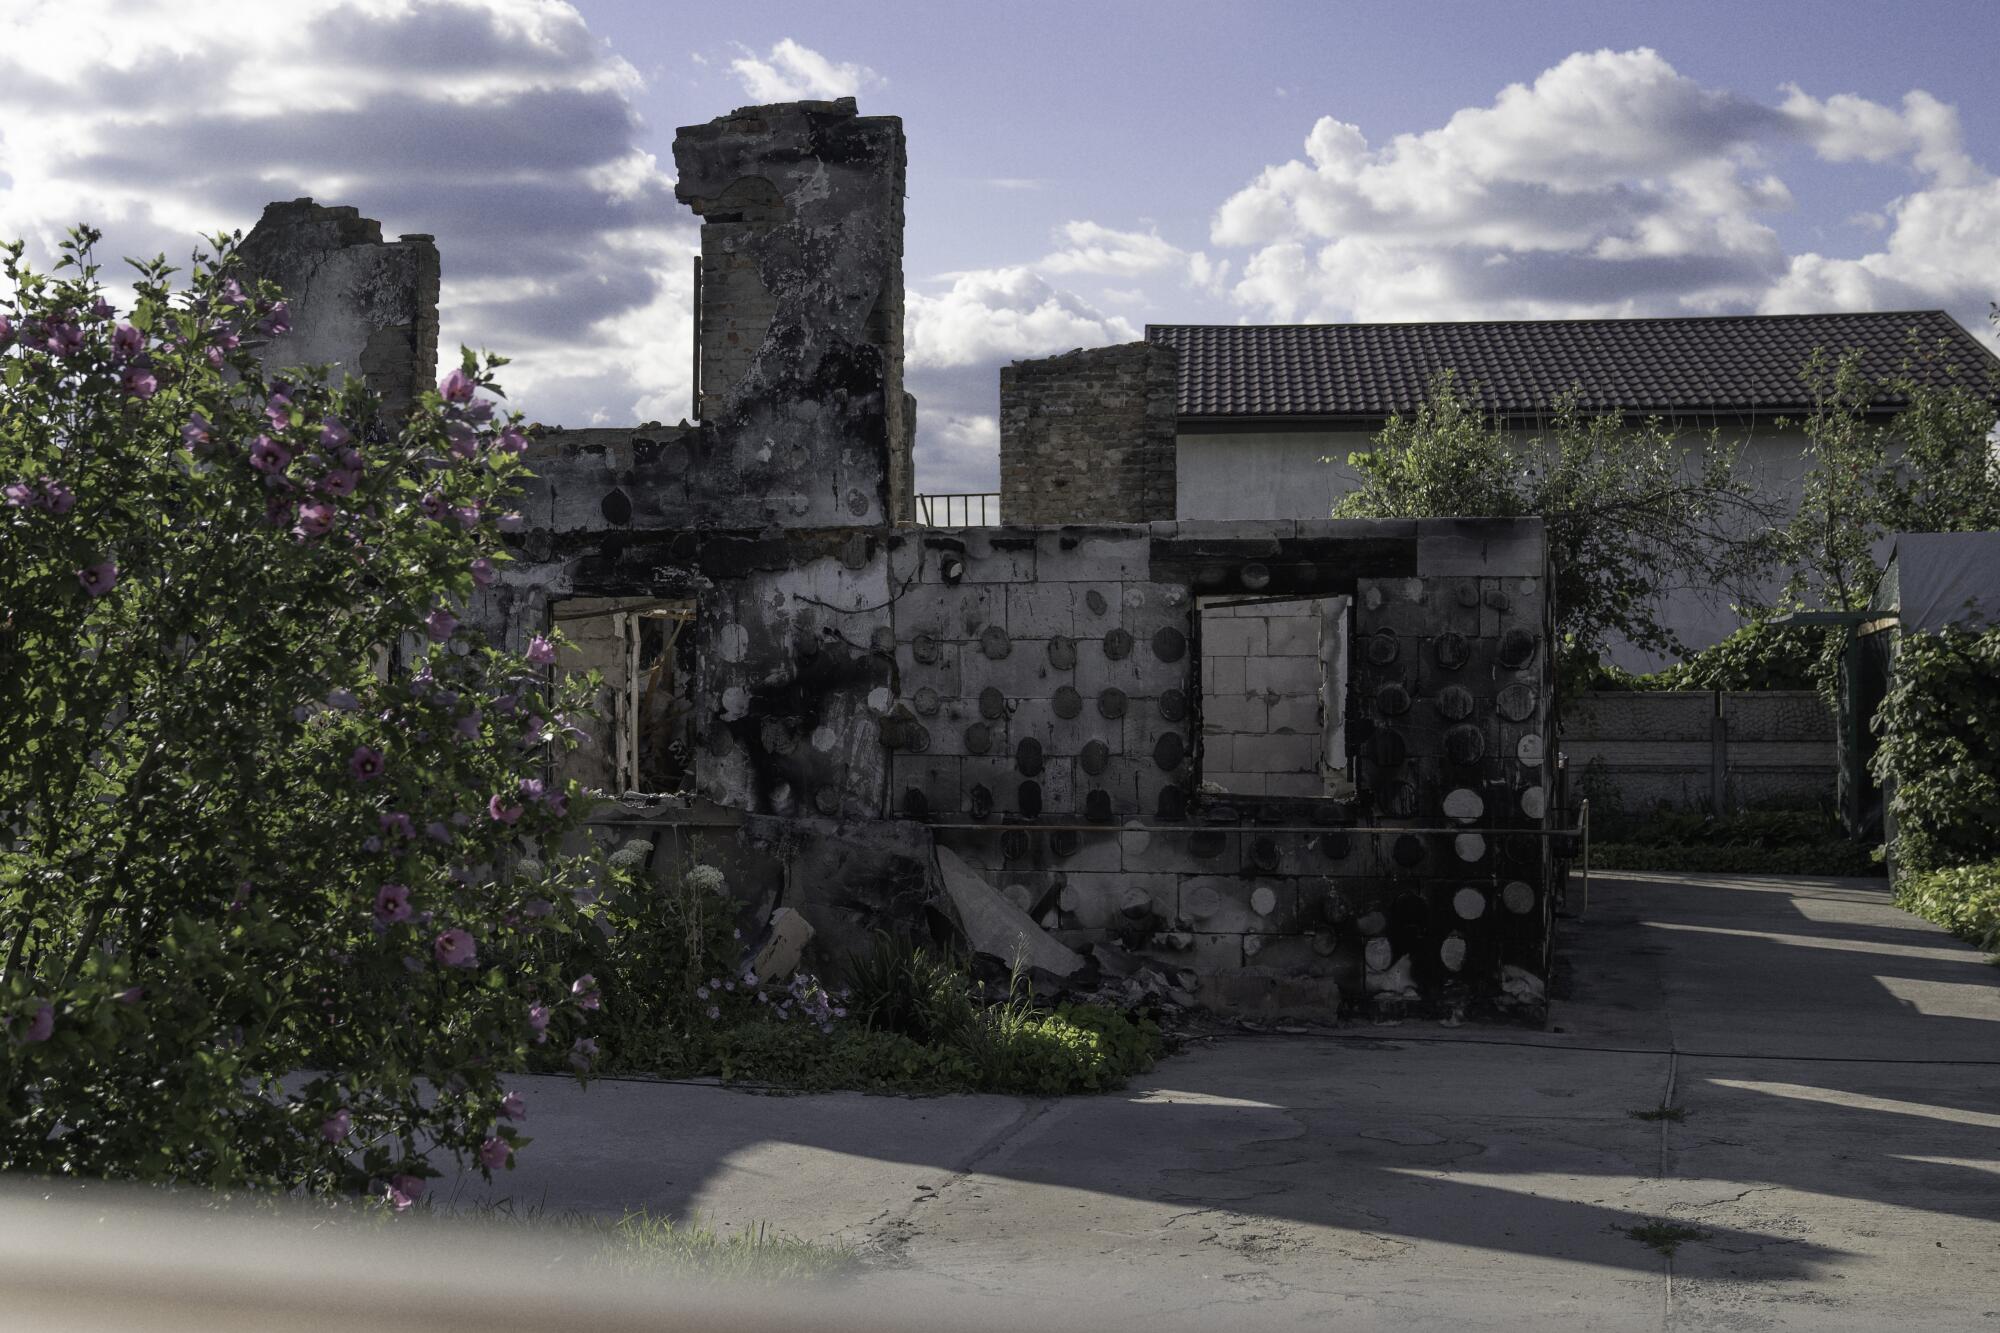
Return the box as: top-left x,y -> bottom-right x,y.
916,492 -> 999,526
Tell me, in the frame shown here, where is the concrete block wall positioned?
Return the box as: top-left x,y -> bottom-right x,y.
999,342 -> 1177,525
1198,598 -> 1332,797
1565,690 -> 1836,812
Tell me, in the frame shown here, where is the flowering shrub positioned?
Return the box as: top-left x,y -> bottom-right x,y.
1872,624 -> 2000,874
0,227 -> 611,1200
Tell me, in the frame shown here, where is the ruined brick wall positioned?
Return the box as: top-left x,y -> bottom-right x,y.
237,199 -> 439,419
999,342 -> 1177,525
675,98 -> 909,529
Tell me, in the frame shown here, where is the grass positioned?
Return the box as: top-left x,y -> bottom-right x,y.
1627,1105 -> 1687,1123
1622,1219 -> 1707,1256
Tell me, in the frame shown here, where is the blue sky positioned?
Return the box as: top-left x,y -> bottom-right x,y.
4,1 -> 1997,492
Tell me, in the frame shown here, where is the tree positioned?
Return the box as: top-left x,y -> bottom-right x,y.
1,227 -> 607,1200
1333,371 -> 1782,684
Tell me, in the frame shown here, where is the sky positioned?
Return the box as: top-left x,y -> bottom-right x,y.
3,0 -> 1998,493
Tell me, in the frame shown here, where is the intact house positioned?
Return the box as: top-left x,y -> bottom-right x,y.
999,313 -> 2000,672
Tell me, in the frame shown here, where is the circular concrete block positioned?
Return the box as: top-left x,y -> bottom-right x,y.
1318,830 -> 1351,862
964,722 -> 993,755
967,785 -> 993,818
1003,883 -> 1034,911
1153,731 -> 1186,771
1375,682 -> 1411,717
1520,786 -> 1547,819
1103,627 -> 1134,660
1497,683 -> 1538,722
1152,626 -> 1188,662
902,788 -> 928,818
1087,789 -> 1113,823
1444,723 -> 1486,765
1443,788 -> 1484,821
980,625 -> 1012,660
913,687 -> 940,717
1080,739 -> 1111,775
1085,589 -> 1109,616
812,725 -> 838,752
1047,636 -> 1078,670
1018,780 -> 1043,817
1250,836 -> 1280,872
912,633 -> 940,664
1364,937 -> 1394,972
1241,563 -> 1272,590
1498,628 -> 1538,668
1356,910 -> 1388,937
1015,737 -> 1045,777
1433,631 -> 1470,670
1190,830 -> 1228,860
1159,688 -> 1188,722
1243,935 -> 1264,959
1051,829 -> 1081,859
1052,685 -> 1082,719
1185,883 -> 1222,920
1454,832 -> 1487,862
1436,684 -> 1475,720
1455,579 -> 1480,607
720,686 -> 750,720
716,623 -> 750,663
1314,929 -> 1339,957
1440,934 -> 1468,972
1502,880 -> 1536,914
1453,887 -> 1487,920
1120,820 -> 1149,854
1392,832 -> 1426,867
1366,630 -> 1400,664
1098,687 -> 1128,719
813,786 -> 841,815
869,625 -> 895,654
1516,733 -> 1545,766
867,686 -> 894,714
1371,728 -> 1407,768
1250,885 -> 1279,917
979,687 -> 1007,719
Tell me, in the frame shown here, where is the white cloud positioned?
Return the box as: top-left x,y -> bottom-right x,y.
0,0 -> 696,429
729,38 -> 876,102
906,267 -> 1138,370
1207,47 -> 1999,340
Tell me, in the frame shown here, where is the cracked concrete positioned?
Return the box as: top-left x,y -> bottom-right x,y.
455,871 -> 2000,1329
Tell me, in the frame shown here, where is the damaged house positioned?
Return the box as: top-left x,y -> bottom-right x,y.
244,97 -> 1562,1019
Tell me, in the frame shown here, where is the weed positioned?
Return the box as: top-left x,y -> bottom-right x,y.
1622,1219 -> 1706,1256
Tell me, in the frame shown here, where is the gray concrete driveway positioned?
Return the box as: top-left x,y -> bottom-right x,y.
460,872 -> 2000,1329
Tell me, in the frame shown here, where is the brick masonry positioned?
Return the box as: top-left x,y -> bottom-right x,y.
1565,689 -> 1836,811
999,341 -> 1177,525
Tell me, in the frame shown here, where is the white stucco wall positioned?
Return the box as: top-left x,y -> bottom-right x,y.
1176,424 -> 1817,672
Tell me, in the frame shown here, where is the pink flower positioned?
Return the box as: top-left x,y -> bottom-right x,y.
470,558 -> 496,587
220,277 -> 248,307
385,1174 -> 425,1211
45,322 -> 83,357
419,492 -> 448,521
265,393 -> 293,429
453,710 -> 482,741
525,635 -> 557,667
205,345 -> 225,369
445,421 -> 479,459
496,426 -> 528,455
425,820 -> 452,844
115,987 -> 145,1005
527,1004 -> 550,1043
259,301 -> 290,336
478,1137 -> 512,1171
320,468 -> 359,498
319,418 -> 351,448
76,561 -> 118,596
424,608 -> 458,642
293,500 -> 335,538
373,883 -> 412,924
39,480 -> 74,514
321,1108 -> 352,1143
0,315 -> 12,347
570,975 -> 600,1011
112,322 -> 144,358
4,482 -> 32,507
433,929 -> 476,968
706,1005 -> 720,1021
348,745 -> 386,782
379,811 -> 414,839
499,1091 -> 526,1120
568,1037 -> 597,1071
249,435 -> 291,475
439,368 -> 476,403
545,791 -> 568,817
19,1003 -> 54,1044
487,794 -> 523,824
120,365 -> 158,399
522,898 -> 553,919
497,511 -> 525,532
451,503 -> 481,530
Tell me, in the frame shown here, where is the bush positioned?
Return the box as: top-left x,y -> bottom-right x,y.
1895,861 -> 2000,952
1872,625 -> 2000,873
1587,808 -> 1880,876
1,228 -> 610,1199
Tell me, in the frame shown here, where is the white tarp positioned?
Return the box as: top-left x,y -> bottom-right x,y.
1887,532 -> 2000,632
